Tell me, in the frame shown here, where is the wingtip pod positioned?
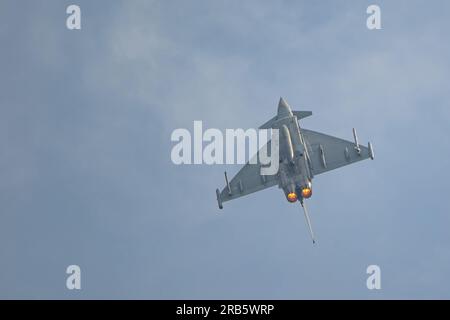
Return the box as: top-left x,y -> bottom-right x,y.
368,142 -> 375,160
216,188 -> 223,209
352,128 -> 361,155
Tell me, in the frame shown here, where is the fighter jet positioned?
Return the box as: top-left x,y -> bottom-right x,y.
216,98 -> 374,243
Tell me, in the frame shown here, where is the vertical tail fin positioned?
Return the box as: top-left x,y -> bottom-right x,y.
300,201 -> 316,244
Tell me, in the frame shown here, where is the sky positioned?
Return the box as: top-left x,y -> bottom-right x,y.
1,0 -> 450,299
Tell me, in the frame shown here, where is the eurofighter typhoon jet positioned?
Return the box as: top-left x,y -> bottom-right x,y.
216,98 -> 374,243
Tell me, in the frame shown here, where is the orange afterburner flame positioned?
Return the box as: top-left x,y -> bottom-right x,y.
301,188 -> 312,199
287,192 -> 298,203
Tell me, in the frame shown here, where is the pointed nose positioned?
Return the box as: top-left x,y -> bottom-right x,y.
277,97 -> 293,118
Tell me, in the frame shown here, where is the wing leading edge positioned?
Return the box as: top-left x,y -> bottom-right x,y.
217,140 -> 278,207
301,128 -> 374,176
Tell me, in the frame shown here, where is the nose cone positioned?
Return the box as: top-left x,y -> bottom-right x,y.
277,97 -> 293,118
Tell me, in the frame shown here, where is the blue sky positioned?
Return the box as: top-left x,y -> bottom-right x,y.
1,0 -> 450,299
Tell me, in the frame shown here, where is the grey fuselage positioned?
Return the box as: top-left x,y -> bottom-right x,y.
272,101 -> 313,200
